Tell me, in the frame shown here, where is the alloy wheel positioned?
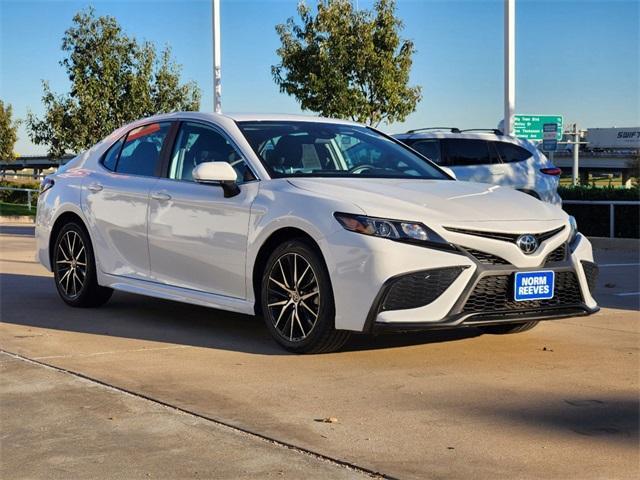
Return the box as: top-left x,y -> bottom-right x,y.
266,252 -> 320,342
55,230 -> 87,299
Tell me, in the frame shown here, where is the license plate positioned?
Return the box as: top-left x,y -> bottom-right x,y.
514,271 -> 555,302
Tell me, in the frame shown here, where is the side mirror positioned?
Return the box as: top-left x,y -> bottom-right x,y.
192,162 -> 240,197
441,166 -> 457,180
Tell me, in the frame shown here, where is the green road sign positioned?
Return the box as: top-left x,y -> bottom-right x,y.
513,114 -> 563,140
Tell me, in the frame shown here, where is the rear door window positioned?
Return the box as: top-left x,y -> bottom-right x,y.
442,139 -> 493,166
116,122 -> 172,176
495,142 -> 532,163
410,140 -> 442,164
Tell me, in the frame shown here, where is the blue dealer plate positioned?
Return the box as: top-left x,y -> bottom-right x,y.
514,271 -> 555,302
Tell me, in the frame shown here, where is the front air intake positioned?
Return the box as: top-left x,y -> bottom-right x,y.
381,267 -> 466,311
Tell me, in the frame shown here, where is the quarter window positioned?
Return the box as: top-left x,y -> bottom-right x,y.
169,122 -> 254,182
495,142 -> 532,163
116,122 -> 171,176
102,136 -> 125,171
410,140 -> 442,164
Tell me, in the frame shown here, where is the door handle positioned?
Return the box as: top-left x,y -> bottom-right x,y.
88,183 -> 103,192
151,192 -> 172,201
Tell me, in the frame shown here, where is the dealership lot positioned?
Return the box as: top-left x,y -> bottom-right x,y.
1,226 -> 638,479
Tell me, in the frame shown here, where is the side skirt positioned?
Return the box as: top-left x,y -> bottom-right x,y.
98,272 -> 255,316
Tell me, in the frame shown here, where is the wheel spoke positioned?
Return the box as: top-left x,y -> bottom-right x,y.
58,243 -> 70,261
269,276 -> 289,292
293,254 -> 298,287
268,299 -> 289,307
59,268 -> 72,289
66,233 -> 74,257
294,308 -> 306,337
300,300 -> 318,318
297,264 -> 310,288
73,271 -> 83,293
64,268 -> 72,293
289,308 -> 295,340
273,301 -> 291,329
278,259 -> 290,289
300,289 -> 319,301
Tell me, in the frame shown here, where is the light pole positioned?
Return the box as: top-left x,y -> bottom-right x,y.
504,0 -> 515,135
212,0 -> 222,113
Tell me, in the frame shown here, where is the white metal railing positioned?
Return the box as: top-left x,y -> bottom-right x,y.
0,186 -> 39,212
1,172 -> 48,180
563,200 -> 640,238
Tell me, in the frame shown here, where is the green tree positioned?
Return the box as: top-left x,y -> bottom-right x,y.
0,101 -> 20,161
28,8 -> 201,158
272,0 -> 421,127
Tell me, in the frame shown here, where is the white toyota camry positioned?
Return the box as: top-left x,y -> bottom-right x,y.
36,112 -> 599,353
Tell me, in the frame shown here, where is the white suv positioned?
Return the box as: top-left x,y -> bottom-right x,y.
394,128 -> 562,204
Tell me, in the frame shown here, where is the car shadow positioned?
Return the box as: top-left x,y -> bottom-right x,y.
0,273 -> 481,356
473,397 -> 639,446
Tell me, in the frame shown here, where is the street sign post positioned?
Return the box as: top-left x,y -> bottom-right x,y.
514,114 -> 563,140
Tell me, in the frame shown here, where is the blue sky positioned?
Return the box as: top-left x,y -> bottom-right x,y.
1,0 -> 638,155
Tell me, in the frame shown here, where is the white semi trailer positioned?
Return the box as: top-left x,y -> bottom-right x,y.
586,127 -> 640,150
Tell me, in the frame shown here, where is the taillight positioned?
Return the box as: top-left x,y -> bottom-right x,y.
540,167 -> 562,176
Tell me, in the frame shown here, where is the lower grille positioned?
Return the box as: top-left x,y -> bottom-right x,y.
581,261 -> 599,294
545,244 -> 566,264
462,271 -> 583,313
382,267 -> 465,311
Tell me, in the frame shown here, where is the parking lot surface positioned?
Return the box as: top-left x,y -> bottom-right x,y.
1,226 -> 638,479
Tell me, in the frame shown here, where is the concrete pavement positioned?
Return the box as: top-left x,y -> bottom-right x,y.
1,228 -> 638,479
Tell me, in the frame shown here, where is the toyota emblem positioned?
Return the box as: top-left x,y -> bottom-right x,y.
516,234 -> 538,254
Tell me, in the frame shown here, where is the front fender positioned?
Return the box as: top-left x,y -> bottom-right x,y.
244,181 -> 365,308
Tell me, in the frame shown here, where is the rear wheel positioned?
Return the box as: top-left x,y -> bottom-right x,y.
261,240 -> 350,353
478,321 -> 539,335
53,222 -> 113,308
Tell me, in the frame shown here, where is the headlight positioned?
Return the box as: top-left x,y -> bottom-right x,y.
333,212 -> 453,249
568,215 -> 578,243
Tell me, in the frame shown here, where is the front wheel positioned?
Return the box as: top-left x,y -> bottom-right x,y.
478,321 -> 539,335
261,240 -> 350,353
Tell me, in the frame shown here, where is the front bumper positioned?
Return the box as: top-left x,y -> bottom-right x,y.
367,234 -> 599,332
321,228 -> 598,332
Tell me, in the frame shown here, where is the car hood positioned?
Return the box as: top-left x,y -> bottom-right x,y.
287,178 -> 566,229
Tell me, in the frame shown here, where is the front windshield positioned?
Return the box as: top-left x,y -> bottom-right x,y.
237,121 -> 449,180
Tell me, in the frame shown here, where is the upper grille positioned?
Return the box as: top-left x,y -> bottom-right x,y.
382,267 -> 465,311
545,244 -> 567,264
462,271 -> 583,313
445,226 -> 565,245
464,248 -> 511,265
581,261 -> 599,294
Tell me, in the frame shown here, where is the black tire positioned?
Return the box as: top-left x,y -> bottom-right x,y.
52,221 -> 113,308
261,239 -> 350,353
478,321 -> 539,335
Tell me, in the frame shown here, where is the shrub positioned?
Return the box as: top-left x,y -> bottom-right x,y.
559,185 -> 640,201
0,180 -> 40,205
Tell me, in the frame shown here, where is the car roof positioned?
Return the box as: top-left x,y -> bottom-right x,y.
133,111 -> 362,126
393,130 -> 536,150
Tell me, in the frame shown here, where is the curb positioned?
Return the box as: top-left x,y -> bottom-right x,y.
589,236 -> 640,250
0,215 -> 35,224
